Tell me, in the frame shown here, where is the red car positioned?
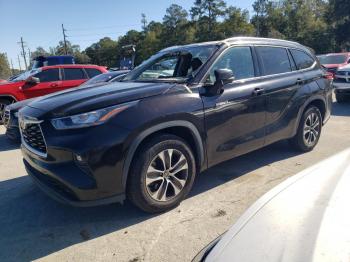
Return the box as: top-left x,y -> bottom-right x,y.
317,52 -> 350,76
0,64 -> 107,122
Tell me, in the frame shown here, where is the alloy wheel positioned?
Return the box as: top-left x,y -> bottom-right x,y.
0,103 -> 7,123
145,149 -> 188,202
303,112 -> 320,146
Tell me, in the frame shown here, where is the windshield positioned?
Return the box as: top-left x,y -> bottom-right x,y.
123,45 -> 218,82
8,68 -> 42,82
318,54 -> 347,65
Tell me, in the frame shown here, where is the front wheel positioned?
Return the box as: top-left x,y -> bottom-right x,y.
0,99 -> 11,125
127,134 -> 196,213
289,106 -> 322,152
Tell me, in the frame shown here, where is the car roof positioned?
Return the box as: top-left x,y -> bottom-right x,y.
41,64 -> 106,70
160,37 -> 308,53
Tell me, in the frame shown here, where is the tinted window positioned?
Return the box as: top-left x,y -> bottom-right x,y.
64,68 -> 87,80
317,54 -> 347,65
208,46 -> 255,83
257,47 -> 291,75
34,69 -> 59,82
291,49 -> 315,70
85,68 -> 103,78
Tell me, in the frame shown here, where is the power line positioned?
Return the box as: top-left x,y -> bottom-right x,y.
66,24 -> 139,31
67,32 -> 125,38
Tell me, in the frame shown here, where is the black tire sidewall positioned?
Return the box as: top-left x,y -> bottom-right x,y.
127,134 -> 196,213
295,106 -> 322,152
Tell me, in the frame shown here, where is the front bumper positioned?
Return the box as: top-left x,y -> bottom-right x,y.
21,116 -> 131,207
333,81 -> 350,96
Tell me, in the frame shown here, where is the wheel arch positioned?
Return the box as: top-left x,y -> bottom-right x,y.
293,96 -> 327,135
122,120 -> 205,190
0,94 -> 18,103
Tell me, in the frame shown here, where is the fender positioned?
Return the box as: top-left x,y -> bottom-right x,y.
121,120 -> 205,190
292,95 -> 326,136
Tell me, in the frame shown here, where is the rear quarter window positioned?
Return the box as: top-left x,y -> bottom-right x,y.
64,68 -> 87,80
257,46 -> 292,76
85,68 -> 103,78
290,49 -> 315,70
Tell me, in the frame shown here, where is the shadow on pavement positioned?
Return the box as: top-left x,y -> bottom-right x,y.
0,133 -> 20,152
0,140 -> 300,261
331,101 -> 350,117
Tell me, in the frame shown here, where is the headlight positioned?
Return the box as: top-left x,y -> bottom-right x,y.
51,101 -> 138,130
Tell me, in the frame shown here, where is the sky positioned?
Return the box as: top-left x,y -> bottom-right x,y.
0,0 -> 254,70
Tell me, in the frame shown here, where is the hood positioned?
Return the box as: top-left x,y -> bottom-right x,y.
337,63 -> 350,71
322,63 -> 343,69
206,149 -> 350,262
7,98 -> 37,112
0,81 -> 23,89
27,81 -> 175,118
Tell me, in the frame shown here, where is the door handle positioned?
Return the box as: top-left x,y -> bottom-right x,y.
50,83 -> 58,87
252,88 -> 265,96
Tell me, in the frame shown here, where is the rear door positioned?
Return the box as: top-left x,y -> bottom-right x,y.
61,67 -> 88,90
255,46 -> 302,145
201,46 -> 267,167
21,68 -> 62,99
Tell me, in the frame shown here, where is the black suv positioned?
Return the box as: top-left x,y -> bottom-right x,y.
19,37 -> 332,213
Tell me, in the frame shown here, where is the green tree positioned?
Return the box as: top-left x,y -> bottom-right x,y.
0,53 -> 11,79
327,0 -> 350,51
85,37 -> 118,67
190,0 -> 226,40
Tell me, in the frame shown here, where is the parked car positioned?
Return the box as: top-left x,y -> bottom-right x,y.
0,64 -> 107,123
193,149 -> 350,262
79,70 -> 129,87
19,37 -> 332,213
3,71 -> 129,142
334,64 -> 350,102
317,52 -> 350,76
31,55 -> 75,69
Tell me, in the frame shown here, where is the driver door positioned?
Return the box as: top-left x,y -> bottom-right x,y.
201,46 -> 267,167
21,68 -> 62,99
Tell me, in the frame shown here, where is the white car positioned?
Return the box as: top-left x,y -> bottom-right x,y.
334,64 -> 350,102
194,149 -> 350,262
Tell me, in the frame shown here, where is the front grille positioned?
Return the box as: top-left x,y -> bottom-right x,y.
337,71 -> 348,76
21,122 -> 47,155
3,108 -> 10,127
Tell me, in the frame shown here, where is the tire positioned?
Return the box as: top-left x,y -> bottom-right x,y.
289,106 -> 322,152
336,94 -> 346,103
127,134 -> 196,213
0,99 -> 11,125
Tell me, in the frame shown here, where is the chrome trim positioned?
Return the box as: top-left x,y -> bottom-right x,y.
19,114 -> 48,158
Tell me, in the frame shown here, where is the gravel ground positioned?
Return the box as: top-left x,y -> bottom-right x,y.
0,101 -> 349,262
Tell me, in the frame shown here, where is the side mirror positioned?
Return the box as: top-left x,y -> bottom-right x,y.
206,69 -> 234,95
25,76 -> 40,85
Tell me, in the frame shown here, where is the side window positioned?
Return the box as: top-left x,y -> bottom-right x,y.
257,46 -> 292,75
64,68 -> 87,80
207,46 -> 255,84
290,49 -> 315,70
34,68 -> 59,82
85,68 -> 103,78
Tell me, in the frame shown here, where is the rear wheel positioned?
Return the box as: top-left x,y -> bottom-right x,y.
289,106 -> 322,152
127,134 -> 196,213
0,99 -> 11,125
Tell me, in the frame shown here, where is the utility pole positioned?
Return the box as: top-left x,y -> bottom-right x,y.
62,24 -> 68,55
17,55 -> 22,71
17,37 -> 28,70
10,59 -> 15,76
